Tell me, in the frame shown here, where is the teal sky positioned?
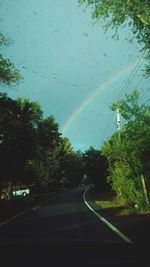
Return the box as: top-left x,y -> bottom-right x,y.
1,0 -> 149,151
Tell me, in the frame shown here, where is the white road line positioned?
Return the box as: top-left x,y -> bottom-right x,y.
83,187 -> 132,243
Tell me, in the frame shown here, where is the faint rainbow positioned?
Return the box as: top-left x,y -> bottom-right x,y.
60,59 -> 139,133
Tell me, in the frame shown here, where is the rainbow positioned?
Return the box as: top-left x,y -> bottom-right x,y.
60,59 -> 139,134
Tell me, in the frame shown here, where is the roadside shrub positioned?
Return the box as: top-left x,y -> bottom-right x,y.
108,162 -> 146,209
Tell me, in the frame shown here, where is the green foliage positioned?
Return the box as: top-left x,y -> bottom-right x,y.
17,97 -> 43,127
0,93 -> 39,186
0,32 -> 22,85
102,91 -> 150,209
79,0 -> 150,75
0,55 -> 22,85
36,116 -> 60,149
0,33 -> 9,46
79,0 -> 150,46
109,162 -> 145,206
111,90 -> 145,120
0,93 -> 84,191
52,138 -> 83,187
82,147 -> 110,192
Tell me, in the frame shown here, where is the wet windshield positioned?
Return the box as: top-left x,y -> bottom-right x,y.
0,0 -> 150,255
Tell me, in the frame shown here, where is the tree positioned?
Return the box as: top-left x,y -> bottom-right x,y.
0,93 -> 43,189
28,115 -> 61,188
59,150 -> 83,187
0,32 -> 22,85
17,97 -> 43,127
82,147 -> 110,192
0,93 -> 85,194
36,116 -> 60,150
0,92 -> 22,187
50,137 -> 83,188
79,0 -> 150,74
102,90 -> 150,208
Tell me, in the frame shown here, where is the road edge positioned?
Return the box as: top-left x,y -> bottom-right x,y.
0,190 -> 66,227
83,186 -> 132,243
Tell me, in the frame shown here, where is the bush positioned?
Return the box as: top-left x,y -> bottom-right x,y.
107,162 -> 147,208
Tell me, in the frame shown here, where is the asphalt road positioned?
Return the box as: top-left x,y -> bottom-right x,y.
0,187 -> 123,243
0,187 -> 148,266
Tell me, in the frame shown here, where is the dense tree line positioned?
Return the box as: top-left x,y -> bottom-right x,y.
0,92 -> 110,196
2,90 -> 149,208
0,93 -> 84,195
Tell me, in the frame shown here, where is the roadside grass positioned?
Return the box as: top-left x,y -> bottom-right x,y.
94,191 -> 150,216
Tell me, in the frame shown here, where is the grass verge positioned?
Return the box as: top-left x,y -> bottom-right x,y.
94,191 -> 150,216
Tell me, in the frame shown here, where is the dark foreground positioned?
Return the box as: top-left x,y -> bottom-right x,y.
0,187 -> 148,266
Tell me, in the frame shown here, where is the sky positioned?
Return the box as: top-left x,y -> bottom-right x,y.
1,0 -> 150,151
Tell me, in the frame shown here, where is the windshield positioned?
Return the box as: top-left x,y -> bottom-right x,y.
0,0 -> 150,262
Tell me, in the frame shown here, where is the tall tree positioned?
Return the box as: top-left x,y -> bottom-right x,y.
50,137 -> 83,188
28,115 -> 61,188
82,147 -> 109,192
102,90 -> 150,208
0,94 -> 43,188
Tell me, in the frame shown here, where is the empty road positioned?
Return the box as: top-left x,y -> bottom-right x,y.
0,187 -> 123,243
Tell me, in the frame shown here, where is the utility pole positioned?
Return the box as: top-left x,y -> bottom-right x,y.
141,174 -> 150,207
117,108 -> 121,130
117,108 -> 121,139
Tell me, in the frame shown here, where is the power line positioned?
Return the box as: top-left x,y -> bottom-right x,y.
116,50 -> 147,101
109,119 -> 117,134
143,98 -> 150,105
106,113 -> 115,134
101,112 -> 115,141
101,114 -> 111,141
107,51 -> 147,134
134,76 -> 145,90
103,66 -> 144,136
139,82 -> 150,100
100,51 -> 148,143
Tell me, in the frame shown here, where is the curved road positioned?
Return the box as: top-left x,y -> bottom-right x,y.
0,187 -> 123,243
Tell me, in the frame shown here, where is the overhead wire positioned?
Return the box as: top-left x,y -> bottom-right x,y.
101,112 -> 114,141
109,50 -> 147,130
143,98 -> 150,105
134,75 -> 145,91
139,87 -> 150,102
116,50 -> 147,101
100,50 -> 148,142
